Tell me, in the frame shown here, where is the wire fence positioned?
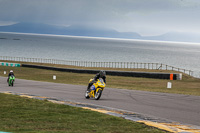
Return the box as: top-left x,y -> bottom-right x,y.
0,56 -> 193,76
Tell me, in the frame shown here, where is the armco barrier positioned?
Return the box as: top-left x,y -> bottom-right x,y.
21,64 -> 182,80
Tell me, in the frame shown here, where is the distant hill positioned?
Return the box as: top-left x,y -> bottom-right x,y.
0,22 -> 141,39
0,22 -> 200,43
143,32 -> 200,43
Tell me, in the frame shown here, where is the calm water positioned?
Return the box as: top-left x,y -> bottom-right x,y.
0,32 -> 200,77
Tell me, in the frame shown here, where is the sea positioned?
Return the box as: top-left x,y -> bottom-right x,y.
0,32 -> 200,78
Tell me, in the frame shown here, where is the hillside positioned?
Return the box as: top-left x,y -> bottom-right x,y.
0,22 -> 200,43
0,22 -> 141,39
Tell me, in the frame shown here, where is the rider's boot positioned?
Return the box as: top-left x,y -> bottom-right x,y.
87,82 -> 93,92
87,85 -> 91,93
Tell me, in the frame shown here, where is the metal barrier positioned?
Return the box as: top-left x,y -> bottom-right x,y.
0,56 -> 193,76
22,64 -> 183,80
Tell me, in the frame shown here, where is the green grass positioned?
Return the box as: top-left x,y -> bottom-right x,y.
0,62 -> 196,132
0,93 -> 166,133
0,63 -> 200,96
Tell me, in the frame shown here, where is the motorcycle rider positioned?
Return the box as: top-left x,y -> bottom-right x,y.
87,70 -> 106,92
7,70 -> 15,82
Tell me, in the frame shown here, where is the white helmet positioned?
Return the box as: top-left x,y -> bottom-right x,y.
10,70 -> 13,73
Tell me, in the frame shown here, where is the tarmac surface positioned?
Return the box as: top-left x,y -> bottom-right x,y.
0,76 -> 200,127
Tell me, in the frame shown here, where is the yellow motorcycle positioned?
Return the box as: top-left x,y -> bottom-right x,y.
85,78 -> 106,100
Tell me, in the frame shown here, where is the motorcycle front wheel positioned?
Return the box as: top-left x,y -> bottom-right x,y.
95,89 -> 102,100
85,90 -> 90,99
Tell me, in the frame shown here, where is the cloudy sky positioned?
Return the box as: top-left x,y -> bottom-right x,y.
0,0 -> 200,36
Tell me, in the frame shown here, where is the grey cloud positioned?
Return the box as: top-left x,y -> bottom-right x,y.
1,0 -> 199,21
0,0 -> 200,35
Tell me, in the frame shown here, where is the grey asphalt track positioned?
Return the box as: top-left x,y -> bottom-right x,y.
0,76 -> 200,126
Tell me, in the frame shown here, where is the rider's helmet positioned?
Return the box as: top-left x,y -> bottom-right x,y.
99,70 -> 106,78
10,70 -> 13,73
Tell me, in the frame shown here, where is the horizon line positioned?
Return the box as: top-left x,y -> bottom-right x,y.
1,31 -> 200,45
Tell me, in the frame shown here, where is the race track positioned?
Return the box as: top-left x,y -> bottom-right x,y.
0,76 -> 199,127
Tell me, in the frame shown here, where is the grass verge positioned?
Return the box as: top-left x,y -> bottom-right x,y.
0,93 -> 167,133
0,63 -> 200,96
